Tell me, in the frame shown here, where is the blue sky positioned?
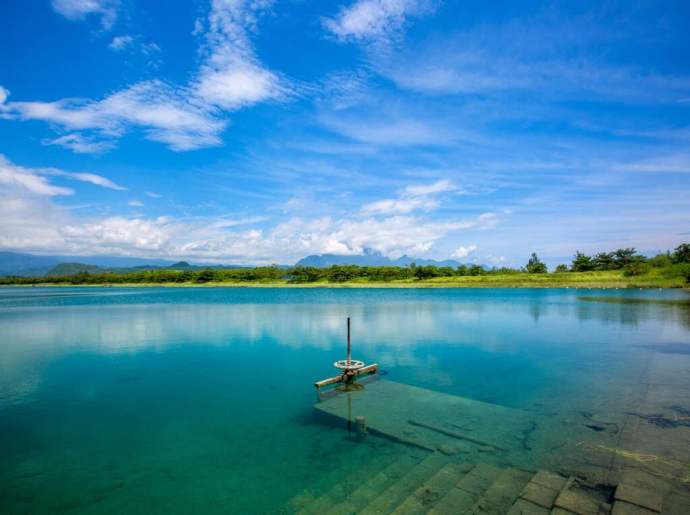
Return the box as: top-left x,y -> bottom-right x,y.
1,0 -> 689,267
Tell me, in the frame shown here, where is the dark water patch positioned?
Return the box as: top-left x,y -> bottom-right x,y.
627,411 -> 690,428
668,405 -> 690,417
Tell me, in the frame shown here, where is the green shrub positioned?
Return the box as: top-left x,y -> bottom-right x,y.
660,263 -> 690,280
622,262 -> 649,277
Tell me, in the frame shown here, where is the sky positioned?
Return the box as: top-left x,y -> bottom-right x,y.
1,0 -> 689,268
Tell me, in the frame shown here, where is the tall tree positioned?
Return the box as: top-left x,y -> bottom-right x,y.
673,243 -> 690,264
612,248 -> 642,268
571,251 -> 595,272
593,252 -> 614,271
526,253 -> 547,273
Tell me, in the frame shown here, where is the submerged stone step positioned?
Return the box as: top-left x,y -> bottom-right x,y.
285,450 -> 409,515
553,477 -> 609,515
361,452 -> 456,514
614,484 -> 662,513
328,452 -> 427,514
427,462 -> 503,515
389,462 -> 473,515
465,467 -> 534,515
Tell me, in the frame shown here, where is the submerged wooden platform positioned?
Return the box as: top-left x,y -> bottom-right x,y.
314,378 -> 536,460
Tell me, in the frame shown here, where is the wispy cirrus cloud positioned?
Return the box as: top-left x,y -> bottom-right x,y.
54,170 -> 126,190
42,133 -> 117,154
319,108 -> 469,147
319,69 -> 374,110
0,156 -> 74,196
609,154 -> 690,173
378,12 -> 690,104
0,154 -> 126,196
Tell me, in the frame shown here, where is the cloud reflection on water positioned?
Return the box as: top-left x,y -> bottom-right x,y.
1,289 -> 688,407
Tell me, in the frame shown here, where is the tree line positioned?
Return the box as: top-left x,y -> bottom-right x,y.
556,244 -> 690,276
0,244 -> 688,285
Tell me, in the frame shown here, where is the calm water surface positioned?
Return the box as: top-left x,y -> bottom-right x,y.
1,287 -> 688,513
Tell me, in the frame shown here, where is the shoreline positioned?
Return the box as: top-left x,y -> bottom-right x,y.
2,281 -> 687,289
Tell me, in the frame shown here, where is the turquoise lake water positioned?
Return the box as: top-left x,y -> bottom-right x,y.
1,287 -> 689,514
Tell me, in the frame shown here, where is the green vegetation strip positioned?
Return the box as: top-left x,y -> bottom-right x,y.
1,244 -> 689,288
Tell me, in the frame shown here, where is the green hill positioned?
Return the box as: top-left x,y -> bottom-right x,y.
169,261 -> 195,270
46,262 -> 105,276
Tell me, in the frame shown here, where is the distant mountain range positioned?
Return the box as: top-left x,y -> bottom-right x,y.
295,248 -> 464,268
43,260 -> 248,276
0,252 -> 250,277
0,249 -> 471,278
0,252 -> 61,277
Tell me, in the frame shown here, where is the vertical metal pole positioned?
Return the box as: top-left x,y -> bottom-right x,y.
347,317 -> 351,363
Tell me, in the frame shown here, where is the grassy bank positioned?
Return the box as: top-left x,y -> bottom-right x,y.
8,270 -> 688,289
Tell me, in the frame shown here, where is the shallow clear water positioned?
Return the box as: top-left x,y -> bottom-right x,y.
1,287 -> 688,514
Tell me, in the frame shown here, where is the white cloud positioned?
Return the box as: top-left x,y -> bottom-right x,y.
140,42 -> 160,55
6,1 -> 290,153
323,0 -> 435,44
195,67 -> 284,110
405,179 -> 456,196
361,179 -> 457,215
378,13 -> 690,105
0,86 -> 8,105
108,35 -> 133,51
383,49 -> 533,95
0,196 -> 70,252
0,154 -> 125,195
0,202 -> 498,263
362,196 -> 439,215
192,0 -> 289,110
146,191 -> 162,198
192,18 -> 204,36
42,133 -> 116,154
451,245 -> 477,259
0,156 -> 74,196
610,154 -> 690,173
55,171 -> 126,190
60,216 -> 174,251
320,69 -> 372,110
0,157 -> 505,263
321,111 -> 461,146
485,255 -> 506,266
5,81 -> 227,152
52,0 -> 120,29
